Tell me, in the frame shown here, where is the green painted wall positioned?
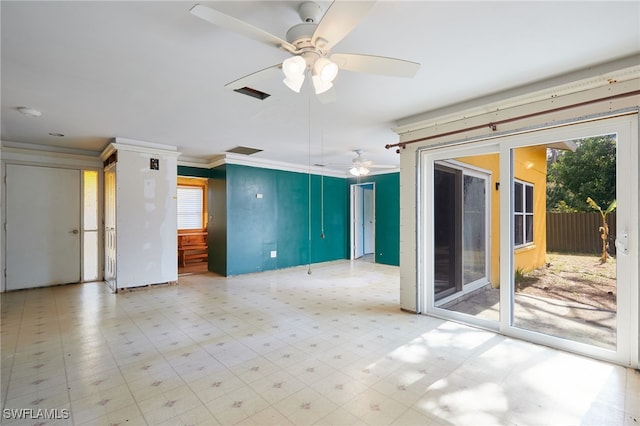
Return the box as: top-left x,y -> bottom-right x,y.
178,165 -> 398,274
350,173 -> 400,266
225,165 -> 348,275
177,165 -> 209,178
207,166 -> 227,275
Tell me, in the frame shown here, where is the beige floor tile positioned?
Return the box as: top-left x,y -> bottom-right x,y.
136,384 -> 203,424
237,406 -> 296,426
205,386 -> 270,425
75,402 -> 145,426
1,260 -> 637,426
272,387 -> 338,425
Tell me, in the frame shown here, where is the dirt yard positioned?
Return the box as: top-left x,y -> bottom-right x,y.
515,252 -> 616,311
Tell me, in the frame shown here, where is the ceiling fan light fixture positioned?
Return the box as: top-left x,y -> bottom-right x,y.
283,74 -> 305,93
311,75 -> 333,94
282,56 -> 306,79
282,56 -> 307,93
313,57 -> 338,82
350,166 -> 370,176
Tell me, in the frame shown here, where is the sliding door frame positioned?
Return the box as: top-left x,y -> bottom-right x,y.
497,115 -> 638,367
419,113 -> 639,367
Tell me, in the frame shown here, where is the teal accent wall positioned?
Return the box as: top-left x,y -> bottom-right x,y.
208,166 -> 227,275
226,165 -> 348,275
350,173 -> 400,266
177,165 -> 210,178
177,164 -> 398,275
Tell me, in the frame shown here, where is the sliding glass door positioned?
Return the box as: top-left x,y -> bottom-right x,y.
499,116 -> 638,366
421,115 -> 639,367
423,147 -> 499,328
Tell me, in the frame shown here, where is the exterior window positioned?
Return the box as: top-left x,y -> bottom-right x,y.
514,180 -> 534,247
177,186 -> 204,230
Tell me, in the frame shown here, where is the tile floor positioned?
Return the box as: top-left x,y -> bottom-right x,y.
1,260 -> 638,425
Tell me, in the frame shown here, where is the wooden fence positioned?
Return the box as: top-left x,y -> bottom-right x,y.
546,212 -> 617,255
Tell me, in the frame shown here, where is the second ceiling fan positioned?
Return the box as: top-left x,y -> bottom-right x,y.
189,1 -> 420,97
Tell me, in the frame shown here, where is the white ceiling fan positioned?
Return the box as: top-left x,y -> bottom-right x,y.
347,149 -> 396,176
189,1 -> 420,98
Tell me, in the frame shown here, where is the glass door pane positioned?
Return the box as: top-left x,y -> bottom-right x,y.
511,135 -> 618,350
83,170 -> 99,282
463,174 -> 487,285
426,152 -> 500,326
434,166 -> 459,300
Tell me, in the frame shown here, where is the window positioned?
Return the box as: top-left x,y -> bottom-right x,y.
514,180 -> 534,247
177,186 -> 204,229
83,170 -> 99,281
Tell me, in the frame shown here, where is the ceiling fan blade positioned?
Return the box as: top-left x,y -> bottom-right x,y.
369,165 -> 398,169
331,53 -> 420,78
190,4 -> 296,52
358,159 -> 374,167
224,64 -> 282,90
312,1 -> 376,51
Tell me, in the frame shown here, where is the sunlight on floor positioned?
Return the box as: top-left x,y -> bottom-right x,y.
1,260 -> 637,425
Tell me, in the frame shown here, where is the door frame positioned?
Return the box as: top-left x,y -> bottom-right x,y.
421,142 -> 500,330
419,114 -> 639,367
497,115 -> 639,367
350,182 -> 376,260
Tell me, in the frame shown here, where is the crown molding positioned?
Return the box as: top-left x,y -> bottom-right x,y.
100,139 -> 181,161
0,140 -> 102,167
394,55 -> 640,135
179,153 -> 352,178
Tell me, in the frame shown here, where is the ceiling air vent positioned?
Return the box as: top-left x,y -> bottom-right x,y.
226,146 -> 263,156
233,86 -> 270,100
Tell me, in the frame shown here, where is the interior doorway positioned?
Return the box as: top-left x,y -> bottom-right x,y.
350,183 -> 375,261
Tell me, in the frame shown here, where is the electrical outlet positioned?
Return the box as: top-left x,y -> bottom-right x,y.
270,250 -> 277,258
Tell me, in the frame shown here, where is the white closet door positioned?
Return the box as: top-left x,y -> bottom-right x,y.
6,164 -> 81,290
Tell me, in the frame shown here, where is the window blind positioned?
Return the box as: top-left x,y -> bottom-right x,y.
177,186 -> 203,229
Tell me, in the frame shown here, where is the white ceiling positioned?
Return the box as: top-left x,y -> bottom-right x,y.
2,1 -> 639,171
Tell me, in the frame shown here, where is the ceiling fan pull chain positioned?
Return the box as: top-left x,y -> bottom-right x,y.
320,102 -> 325,240
307,87 -> 313,275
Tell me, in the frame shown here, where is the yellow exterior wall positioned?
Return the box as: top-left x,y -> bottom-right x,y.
455,146 -> 547,286
455,154 -> 500,287
512,146 -> 547,273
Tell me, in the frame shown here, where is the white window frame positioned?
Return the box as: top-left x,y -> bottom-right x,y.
513,179 -> 534,249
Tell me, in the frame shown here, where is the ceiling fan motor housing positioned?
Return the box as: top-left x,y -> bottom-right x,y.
286,23 -> 317,47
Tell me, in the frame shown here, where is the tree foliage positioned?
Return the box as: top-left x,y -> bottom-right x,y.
546,135 -> 616,212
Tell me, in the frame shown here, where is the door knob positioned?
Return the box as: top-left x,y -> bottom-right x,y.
70,229 -> 79,234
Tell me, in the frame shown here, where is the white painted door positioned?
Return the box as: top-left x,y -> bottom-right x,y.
363,187 -> 374,254
6,164 -> 81,290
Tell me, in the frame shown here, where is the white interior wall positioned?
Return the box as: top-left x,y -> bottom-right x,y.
105,142 -> 179,289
